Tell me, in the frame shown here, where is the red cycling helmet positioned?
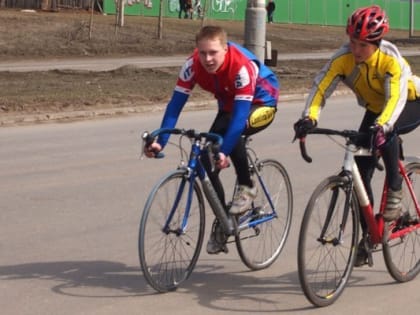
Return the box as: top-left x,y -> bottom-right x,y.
346,5 -> 389,42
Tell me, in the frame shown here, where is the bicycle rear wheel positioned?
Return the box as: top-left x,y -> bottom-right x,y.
138,170 -> 205,292
383,162 -> 420,282
298,176 -> 359,307
235,159 -> 293,270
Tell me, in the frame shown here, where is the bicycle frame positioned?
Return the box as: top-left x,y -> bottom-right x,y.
333,142 -> 420,245
382,159 -> 420,241
173,137 -> 281,236
149,129 -> 282,237
235,152 -> 278,232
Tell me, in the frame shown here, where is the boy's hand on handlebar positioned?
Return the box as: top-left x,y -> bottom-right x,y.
144,142 -> 162,158
216,152 -> 230,169
293,117 -> 317,140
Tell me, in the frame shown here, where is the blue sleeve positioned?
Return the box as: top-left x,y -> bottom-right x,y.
157,90 -> 189,147
221,99 -> 251,155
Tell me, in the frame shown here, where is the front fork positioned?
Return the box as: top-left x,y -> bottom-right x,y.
318,173 -> 353,246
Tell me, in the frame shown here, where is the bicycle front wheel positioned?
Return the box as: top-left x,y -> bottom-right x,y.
138,170 -> 205,292
383,162 -> 420,282
298,176 -> 359,307
236,159 -> 293,270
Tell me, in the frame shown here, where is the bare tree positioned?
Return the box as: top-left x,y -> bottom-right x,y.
89,0 -> 95,40
157,0 -> 163,39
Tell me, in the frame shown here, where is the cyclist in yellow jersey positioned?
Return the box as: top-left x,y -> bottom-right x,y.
294,5 -> 420,266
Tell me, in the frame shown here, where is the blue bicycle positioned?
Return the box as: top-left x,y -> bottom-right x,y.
138,128 -> 293,292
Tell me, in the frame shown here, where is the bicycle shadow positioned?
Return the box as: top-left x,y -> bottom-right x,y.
184,259 -> 306,313
0,258 -> 307,311
0,258 -> 304,301
183,260 -> 392,312
0,258 -> 394,312
0,260 -> 152,297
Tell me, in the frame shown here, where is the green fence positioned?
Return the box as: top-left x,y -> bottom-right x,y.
103,0 -> 420,30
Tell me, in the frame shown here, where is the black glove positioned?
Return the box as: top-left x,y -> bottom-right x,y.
294,117 -> 317,139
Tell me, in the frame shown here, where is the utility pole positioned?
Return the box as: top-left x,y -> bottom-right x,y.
409,0 -> 414,38
117,0 -> 125,27
244,0 -> 266,62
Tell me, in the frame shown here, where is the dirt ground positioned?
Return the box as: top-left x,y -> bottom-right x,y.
1,8 -> 419,125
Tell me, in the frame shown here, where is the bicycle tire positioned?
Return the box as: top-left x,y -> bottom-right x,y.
383,162 -> 420,282
235,159 -> 293,270
138,170 -> 205,292
298,175 -> 359,307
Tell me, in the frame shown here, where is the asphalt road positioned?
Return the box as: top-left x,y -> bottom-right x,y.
1,95 -> 419,315
1,48 -> 419,72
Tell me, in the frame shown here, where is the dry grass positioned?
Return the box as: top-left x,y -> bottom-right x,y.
0,8 -> 419,122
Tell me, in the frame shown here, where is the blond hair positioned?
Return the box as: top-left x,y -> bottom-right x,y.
195,26 -> 228,46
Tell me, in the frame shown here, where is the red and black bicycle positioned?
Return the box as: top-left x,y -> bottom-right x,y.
296,126 -> 420,307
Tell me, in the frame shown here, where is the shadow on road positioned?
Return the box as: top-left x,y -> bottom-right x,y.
0,258 -> 389,312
